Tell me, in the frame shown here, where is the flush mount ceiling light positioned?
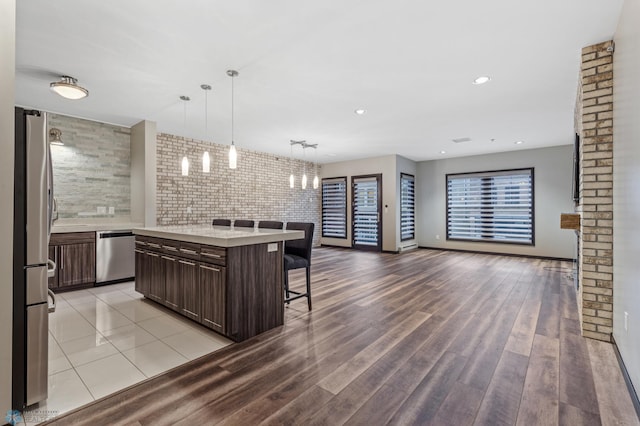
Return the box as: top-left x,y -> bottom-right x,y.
50,75 -> 89,100
472,76 -> 491,85
440,150 -> 446,154
49,128 -> 64,146
227,70 -> 239,169
355,109 -> 367,115
515,140 -> 524,145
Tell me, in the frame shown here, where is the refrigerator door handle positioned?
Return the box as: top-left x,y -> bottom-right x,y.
48,290 -> 56,313
47,259 -> 56,278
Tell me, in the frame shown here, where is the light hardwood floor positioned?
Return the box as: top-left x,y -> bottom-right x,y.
42,247 -> 639,425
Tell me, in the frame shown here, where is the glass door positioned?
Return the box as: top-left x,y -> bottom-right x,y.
352,174 -> 382,251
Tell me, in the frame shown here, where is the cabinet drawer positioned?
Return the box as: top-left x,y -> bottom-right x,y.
179,242 -> 200,261
161,240 -> 180,255
200,245 -> 226,266
50,231 -> 95,245
136,236 -> 163,252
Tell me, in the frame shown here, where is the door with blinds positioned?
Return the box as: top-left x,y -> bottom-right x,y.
351,174 -> 382,251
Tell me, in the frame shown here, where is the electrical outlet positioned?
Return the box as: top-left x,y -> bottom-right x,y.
108,206 -> 115,215
624,311 -> 629,332
97,206 -> 106,215
186,207 -> 192,214
436,235 -> 440,240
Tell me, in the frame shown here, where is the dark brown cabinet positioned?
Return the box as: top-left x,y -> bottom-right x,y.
134,234 -> 284,342
180,259 -> 200,321
49,232 -> 96,291
199,264 -> 226,334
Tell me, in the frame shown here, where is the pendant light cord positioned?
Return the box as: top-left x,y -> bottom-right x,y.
231,74 -> 235,144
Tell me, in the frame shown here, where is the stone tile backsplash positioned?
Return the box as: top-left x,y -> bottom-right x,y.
156,133 -> 321,244
48,114 -> 131,219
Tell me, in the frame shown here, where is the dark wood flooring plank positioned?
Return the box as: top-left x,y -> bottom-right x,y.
429,381 -> 485,426
473,350 -> 529,426
516,334 -> 560,426
559,402 -> 602,426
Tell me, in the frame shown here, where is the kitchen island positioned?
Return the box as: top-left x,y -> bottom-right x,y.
132,225 -> 304,342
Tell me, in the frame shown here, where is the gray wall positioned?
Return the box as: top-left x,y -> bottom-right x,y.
613,0 -> 640,394
416,145 -> 576,258
48,114 -> 131,219
0,0 -> 14,415
320,155 -> 398,252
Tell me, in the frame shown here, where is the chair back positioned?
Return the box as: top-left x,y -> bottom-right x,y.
234,219 -> 255,228
212,219 -> 231,226
258,220 -> 284,230
285,222 -> 314,263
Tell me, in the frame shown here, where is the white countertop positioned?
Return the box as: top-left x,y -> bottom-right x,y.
133,225 -> 305,247
52,222 -> 144,233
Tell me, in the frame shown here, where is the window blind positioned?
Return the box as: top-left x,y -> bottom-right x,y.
446,168 -> 534,245
322,177 -> 347,238
400,173 -> 415,241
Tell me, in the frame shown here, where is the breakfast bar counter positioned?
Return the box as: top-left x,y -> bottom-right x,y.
132,225 -> 304,342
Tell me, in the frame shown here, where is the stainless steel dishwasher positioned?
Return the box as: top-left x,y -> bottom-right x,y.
96,230 -> 135,284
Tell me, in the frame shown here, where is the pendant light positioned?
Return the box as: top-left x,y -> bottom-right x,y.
201,84 -> 211,173
301,146 -> 308,190
180,95 -> 190,176
313,146 -> 319,189
289,142 -> 295,188
227,70 -> 239,169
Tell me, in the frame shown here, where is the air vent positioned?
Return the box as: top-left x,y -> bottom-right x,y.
452,137 -> 472,143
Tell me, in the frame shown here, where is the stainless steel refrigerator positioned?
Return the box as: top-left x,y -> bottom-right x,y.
13,108 -> 56,409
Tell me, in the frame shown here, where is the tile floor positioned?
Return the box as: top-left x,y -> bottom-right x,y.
22,282 -> 232,425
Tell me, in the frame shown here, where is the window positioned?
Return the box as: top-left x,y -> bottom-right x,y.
322,177 -> 347,238
446,168 -> 534,245
400,173 -> 415,241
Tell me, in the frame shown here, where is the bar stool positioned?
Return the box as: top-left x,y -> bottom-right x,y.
258,221 -> 284,230
234,219 -> 255,228
283,222 -> 314,310
212,219 -> 231,226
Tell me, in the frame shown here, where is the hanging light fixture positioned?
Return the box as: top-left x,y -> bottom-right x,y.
50,75 -> 89,100
289,142 -> 295,188
180,95 -> 190,176
301,146 -> 308,190
227,70 -> 239,169
201,84 -> 212,173
313,146 -> 319,189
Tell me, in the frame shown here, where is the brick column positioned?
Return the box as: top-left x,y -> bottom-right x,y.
578,40 -> 614,342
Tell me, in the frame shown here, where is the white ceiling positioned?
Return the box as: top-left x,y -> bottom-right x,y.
16,0 -> 623,163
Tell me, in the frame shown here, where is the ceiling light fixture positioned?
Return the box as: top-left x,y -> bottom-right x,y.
227,70 -> 239,169
50,75 -> 89,100
49,128 -> 64,146
180,95 -> 190,176
289,142 -> 295,189
355,109 -> 367,115
440,150 -> 446,154
515,140 -> 524,145
201,84 -> 212,173
472,76 -> 491,85
313,146 -> 319,189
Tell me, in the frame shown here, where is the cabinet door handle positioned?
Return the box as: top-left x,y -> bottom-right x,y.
134,249 -> 144,254
148,253 -> 159,258
60,247 -> 63,270
148,243 -> 161,248
179,260 -> 195,266
163,246 -> 178,251
180,248 -> 197,255
183,308 -> 198,316
161,256 -> 176,261
201,252 -> 221,258
200,265 -> 220,272
135,241 -> 147,246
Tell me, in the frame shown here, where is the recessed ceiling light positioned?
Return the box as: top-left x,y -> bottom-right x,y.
327,153 -> 337,157
354,109 -> 367,115
472,76 -> 491,85
515,140 -> 524,145
440,150 -> 446,154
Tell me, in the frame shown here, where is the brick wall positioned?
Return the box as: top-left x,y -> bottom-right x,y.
577,40 -> 614,342
156,133 -> 321,245
48,114 -> 131,219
